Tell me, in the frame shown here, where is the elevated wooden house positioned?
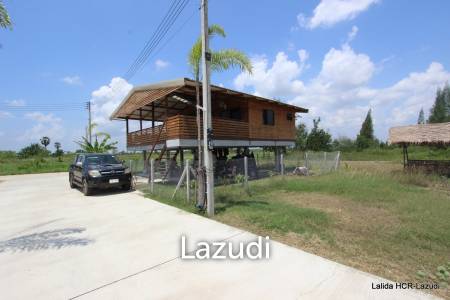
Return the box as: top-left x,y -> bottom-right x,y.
110,78 -> 308,166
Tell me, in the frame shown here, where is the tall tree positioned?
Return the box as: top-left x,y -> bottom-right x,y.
356,109 -> 375,149
0,0 -> 12,29
54,142 -> 63,161
428,84 -> 450,123
294,123 -> 308,150
187,24 -> 252,207
417,108 -> 425,124
306,118 -> 332,151
40,136 -> 50,149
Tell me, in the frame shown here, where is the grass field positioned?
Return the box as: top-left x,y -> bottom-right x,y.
140,161 -> 450,298
0,152 -> 142,176
0,146 -> 448,176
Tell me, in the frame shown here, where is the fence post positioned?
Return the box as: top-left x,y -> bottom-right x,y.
244,156 -> 249,192
150,159 -> 154,193
305,151 -> 308,169
335,151 -> 341,171
280,153 -> 285,176
186,160 -> 190,202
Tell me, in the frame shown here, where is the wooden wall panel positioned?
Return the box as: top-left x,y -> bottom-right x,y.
248,100 -> 296,141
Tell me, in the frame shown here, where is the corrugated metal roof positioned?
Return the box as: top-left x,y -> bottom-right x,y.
110,78 -> 308,120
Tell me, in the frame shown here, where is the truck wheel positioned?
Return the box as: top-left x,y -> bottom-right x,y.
69,174 -> 76,189
122,183 -> 131,191
82,178 -> 92,196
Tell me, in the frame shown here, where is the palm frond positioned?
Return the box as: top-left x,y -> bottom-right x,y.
0,1 -> 12,29
188,39 -> 202,79
208,24 -> 225,39
187,24 -> 226,79
211,49 -> 253,74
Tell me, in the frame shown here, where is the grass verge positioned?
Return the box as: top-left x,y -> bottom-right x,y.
140,161 -> 450,298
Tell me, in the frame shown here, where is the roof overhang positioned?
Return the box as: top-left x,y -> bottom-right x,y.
110,78 -> 308,121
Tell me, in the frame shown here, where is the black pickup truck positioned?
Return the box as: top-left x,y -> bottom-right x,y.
69,153 -> 132,195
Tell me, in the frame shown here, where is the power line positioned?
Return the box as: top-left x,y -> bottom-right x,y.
125,0 -> 189,79
124,0 -> 180,79
124,0 -> 190,80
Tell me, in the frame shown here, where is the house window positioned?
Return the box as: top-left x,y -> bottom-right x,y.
219,107 -> 242,120
287,112 -> 293,121
262,109 -> 275,125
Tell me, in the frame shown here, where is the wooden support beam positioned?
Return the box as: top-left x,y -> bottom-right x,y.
179,148 -> 184,163
125,118 -> 129,134
139,109 -> 143,132
152,102 -> 155,134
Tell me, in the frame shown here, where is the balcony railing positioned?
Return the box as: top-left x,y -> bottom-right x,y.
127,115 -> 250,147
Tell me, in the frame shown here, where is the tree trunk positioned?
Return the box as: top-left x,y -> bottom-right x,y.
195,77 -> 205,207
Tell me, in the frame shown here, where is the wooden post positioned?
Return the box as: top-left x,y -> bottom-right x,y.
151,102 -> 155,134
139,109 -> 143,132
143,150 -> 147,173
125,117 -> 129,134
402,144 -> 409,168
150,159 -> 154,193
244,156 -> 249,192
280,153 -> 285,176
186,159 -> 190,202
179,148 -> 184,164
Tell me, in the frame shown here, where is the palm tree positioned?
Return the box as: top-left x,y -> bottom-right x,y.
187,24 -> 252,206
0,1 -> 12,29
75,135 -> 118,153
40,136 -> 50,149
75,123 -> 117,153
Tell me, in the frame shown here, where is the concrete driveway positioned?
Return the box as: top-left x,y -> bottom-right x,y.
0,173 -> 438,299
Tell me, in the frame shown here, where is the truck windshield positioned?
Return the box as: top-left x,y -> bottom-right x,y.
86,155 -> 120,165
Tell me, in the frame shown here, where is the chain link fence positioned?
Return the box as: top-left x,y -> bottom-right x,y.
126,149 -> 341,203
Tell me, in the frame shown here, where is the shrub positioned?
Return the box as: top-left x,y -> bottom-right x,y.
17,143 -> 50,159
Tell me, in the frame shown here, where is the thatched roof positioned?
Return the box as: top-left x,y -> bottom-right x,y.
388,122 -> 450,145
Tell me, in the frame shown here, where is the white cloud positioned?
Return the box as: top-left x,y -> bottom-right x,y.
155,59 -> 169,70
19,112 -> 64,142
90,77 -> 133,150
91,77 -> 133,125
347,25 -> 359,43
319,44 -> 374,87
5,99 -> 26,107
25,112 -> 62,123
234,52 -> 306,99
0,111 -> 13,118
233,44 -> 450,140
61,75 -> 82,86
299,0 -> 379,29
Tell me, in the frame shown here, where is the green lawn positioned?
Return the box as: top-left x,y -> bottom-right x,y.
140,161 -> 450,298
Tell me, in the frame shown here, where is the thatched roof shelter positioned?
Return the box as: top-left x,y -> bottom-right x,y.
388,122 -> 450,146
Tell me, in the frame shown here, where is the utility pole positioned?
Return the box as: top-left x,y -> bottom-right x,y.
201,0 -> 214,216
86,101 -> 92,143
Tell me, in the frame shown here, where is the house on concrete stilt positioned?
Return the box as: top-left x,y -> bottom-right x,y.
110,78 -> 308,179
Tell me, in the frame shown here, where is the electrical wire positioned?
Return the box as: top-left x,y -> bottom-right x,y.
124,0 -> 190,80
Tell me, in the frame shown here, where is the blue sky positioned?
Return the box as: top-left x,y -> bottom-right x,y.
1,0 -> 450,151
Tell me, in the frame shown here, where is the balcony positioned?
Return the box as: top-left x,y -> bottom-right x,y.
127,115 -> 250,148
